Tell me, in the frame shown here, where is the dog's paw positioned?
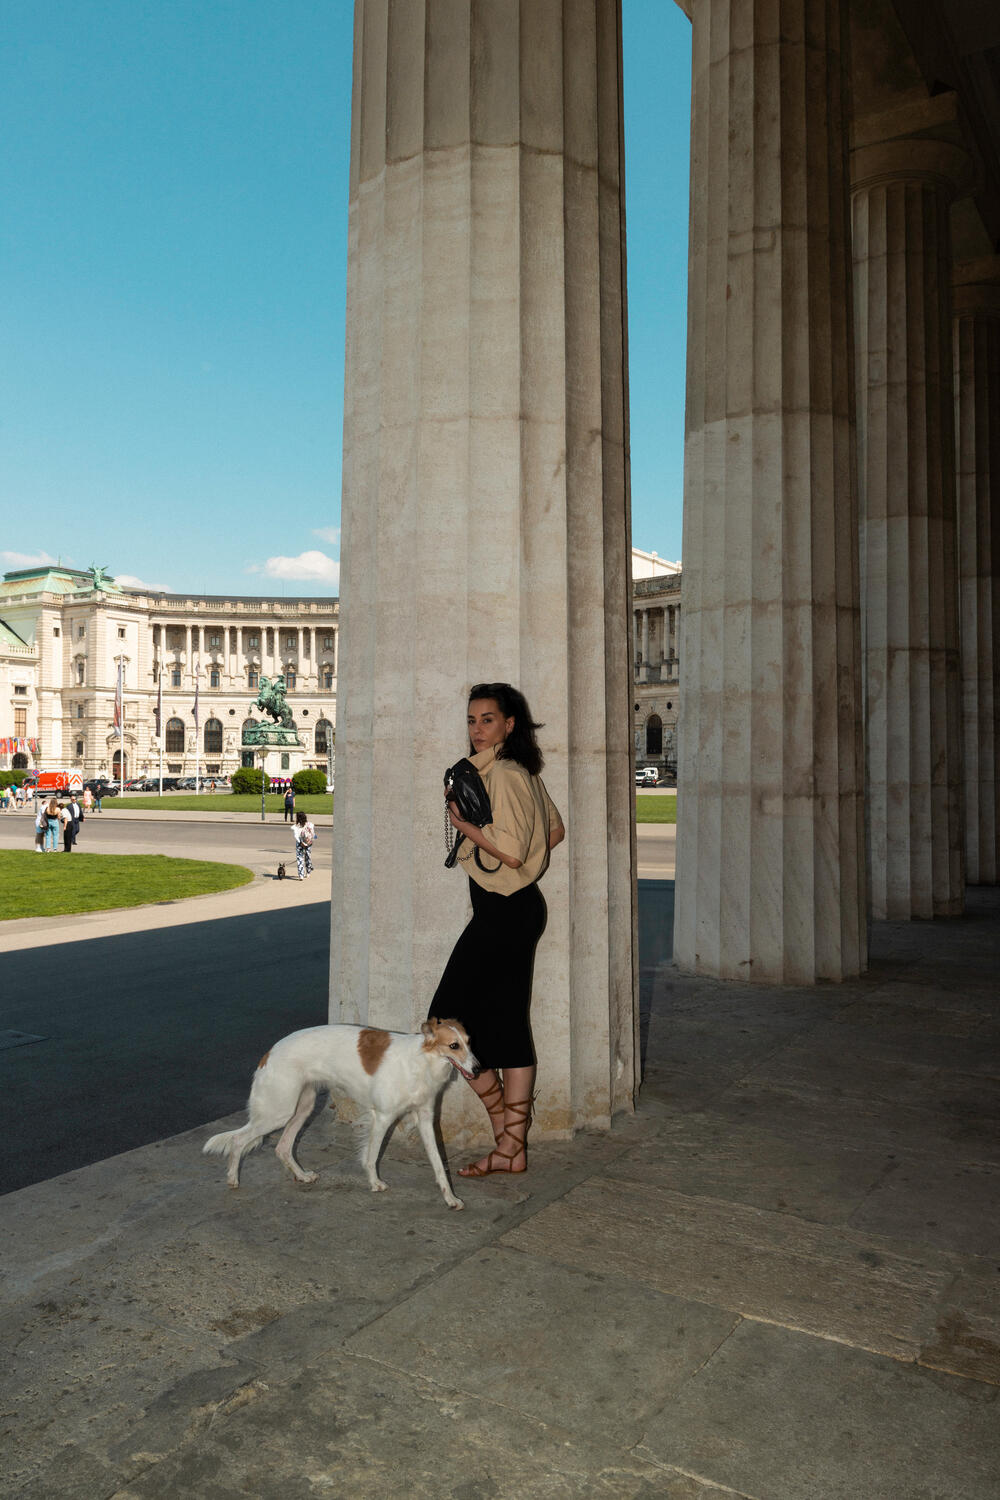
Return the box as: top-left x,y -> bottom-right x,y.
297,1171 -> 319,1185
446,1195 -> 464,1210
370,1179 -> 388,1193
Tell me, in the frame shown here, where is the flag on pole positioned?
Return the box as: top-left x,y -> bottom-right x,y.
113,660 -> 124,736
154,659 -> 163,737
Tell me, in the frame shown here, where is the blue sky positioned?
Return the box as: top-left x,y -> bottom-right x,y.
1,1 -> 690,596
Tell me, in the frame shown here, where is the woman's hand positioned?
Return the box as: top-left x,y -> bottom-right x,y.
447,801 -> 469,833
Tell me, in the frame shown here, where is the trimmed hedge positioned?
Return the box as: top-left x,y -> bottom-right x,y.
231,766 -> 270,795
292,768 -> 327,795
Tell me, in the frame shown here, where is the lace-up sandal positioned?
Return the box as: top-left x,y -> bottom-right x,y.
475,1073 -> 507,1144
458,1095 -> 532,1178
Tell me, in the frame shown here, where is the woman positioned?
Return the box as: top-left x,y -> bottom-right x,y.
33,797 -> 47,851
430,682 -> 565,1178
293,809 -> 315,880
59,801 -> 75,852
44,798 -> 59,852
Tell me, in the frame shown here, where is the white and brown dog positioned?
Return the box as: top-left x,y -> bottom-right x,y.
203,1017 -> 478,1209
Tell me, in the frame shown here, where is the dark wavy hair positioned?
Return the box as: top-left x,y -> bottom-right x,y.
468,682 -> 544,776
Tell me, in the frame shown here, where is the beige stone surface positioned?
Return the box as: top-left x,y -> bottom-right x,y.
502,1175 -> 957,1357
852,133 -> 967,919
332,0 -> 636,1132
674,0 -> 866,983
953,257 -> 1000,886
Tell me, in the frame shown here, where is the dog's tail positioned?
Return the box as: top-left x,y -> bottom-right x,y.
203,1128 -> 242,1157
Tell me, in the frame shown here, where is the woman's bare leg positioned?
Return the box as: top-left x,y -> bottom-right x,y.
466,1068 -> 506,1141
460,1063 -> 535,1176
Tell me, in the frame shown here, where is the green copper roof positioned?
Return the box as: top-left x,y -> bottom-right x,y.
0,617 -> 32,649
0,564 -> 115,597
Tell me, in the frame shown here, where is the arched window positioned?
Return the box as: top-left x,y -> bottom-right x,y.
645,713 -> 663,757
113,749 -> 128,778
165,717 -> 185,753
315,718 -> 332,756
12,751 -> 28,769
204,717 -> 223,753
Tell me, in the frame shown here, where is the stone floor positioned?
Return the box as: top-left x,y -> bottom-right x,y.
2,888 -> 998,1499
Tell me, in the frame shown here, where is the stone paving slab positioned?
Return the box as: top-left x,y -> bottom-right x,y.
706,1077 -> 1000,1166
636,1319 -> 1000,1500
501,1176 -> 958,1357
848,1157 -> 1000,1258
611,1113 -> 894,1224
343,1246 -> 739,1447
918,1268 -> 1000,1384
95,1351 -> 731,1500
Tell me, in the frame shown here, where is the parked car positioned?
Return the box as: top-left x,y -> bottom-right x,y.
635,766 -> 659,786
84,778 -> 119,798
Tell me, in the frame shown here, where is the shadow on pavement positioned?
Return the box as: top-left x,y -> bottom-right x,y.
0,903 -> 330,1195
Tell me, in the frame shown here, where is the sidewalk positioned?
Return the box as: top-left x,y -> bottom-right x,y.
2,889 -> 998,1498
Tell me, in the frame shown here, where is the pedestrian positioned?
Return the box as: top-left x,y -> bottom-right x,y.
283,784 -> 295,822
293,809 -> 314,880
34,798 -> 47,852
69,792 -> 83,843
82,786 -> 93,815
94,784 -> 104,812
59,801 -> 75,852
44,798 -> 59,852
429,682 -> 565,1179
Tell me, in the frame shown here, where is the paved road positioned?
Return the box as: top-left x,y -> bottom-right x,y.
0,809 -> 330,878
0,899 -> 331,1196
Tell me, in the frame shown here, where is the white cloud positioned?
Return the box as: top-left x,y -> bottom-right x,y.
1,548 -> 63,572
256,550 -> 340,587
115,573 -> 174,593
312,526 -> 340,547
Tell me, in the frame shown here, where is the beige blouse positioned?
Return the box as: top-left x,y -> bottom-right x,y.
454,745 -> 563,896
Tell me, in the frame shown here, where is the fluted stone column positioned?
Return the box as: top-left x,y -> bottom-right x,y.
332,0 -> 636,1134
675,0 -> 866,983
852,138 -> 967,918
954,258 -> 1000,884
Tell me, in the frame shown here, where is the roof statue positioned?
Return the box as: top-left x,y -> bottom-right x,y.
88,564 -> 115,591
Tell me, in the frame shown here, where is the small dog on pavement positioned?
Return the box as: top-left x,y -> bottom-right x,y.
203,1017 -> 479,1209
276,862 -> 287,881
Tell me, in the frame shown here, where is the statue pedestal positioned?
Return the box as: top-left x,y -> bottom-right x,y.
241,725 -> 303,779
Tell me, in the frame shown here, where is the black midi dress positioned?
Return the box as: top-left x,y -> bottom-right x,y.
429,877 -> 546,1069
427,745 -> 561,1071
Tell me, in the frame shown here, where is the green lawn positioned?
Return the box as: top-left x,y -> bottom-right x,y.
103,793 -> 333,815
635,793 -> 677,824
0,850 -> 254,920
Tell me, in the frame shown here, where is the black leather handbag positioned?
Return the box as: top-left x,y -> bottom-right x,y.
443,758 -> 500,872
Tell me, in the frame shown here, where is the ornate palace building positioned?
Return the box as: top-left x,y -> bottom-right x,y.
632,547 -> 681,777
0,564 -> 339,781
